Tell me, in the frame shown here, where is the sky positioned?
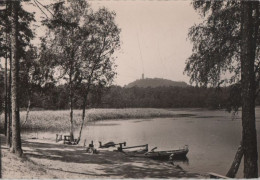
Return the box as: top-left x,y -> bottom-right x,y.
89,1 -> 202,86
23,0 -> 202,86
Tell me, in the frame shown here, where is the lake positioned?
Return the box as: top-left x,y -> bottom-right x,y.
77,108 -> 260,178
22,108 -> 260,178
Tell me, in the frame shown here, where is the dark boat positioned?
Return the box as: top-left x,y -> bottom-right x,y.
124,145 -> 189,161
99,141 -> 116,148
119,144 -> 148,154
146,145 -> 189,160
99,141 -> 127,149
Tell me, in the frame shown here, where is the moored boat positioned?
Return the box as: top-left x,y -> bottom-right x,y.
119,144 -> 149,154
123,145 -> 189,161
146,145 -> 189,160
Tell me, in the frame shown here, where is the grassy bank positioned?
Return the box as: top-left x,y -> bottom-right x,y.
1,108 -> 186,132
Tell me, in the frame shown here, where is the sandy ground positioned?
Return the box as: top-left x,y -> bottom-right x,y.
1,134 -> 205,179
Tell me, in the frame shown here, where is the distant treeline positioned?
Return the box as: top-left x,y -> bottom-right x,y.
1,84 -> 258,111
100,86 -> 237,109
102,86 -> 228,109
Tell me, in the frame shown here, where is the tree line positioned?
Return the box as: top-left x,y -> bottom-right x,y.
10,83 -> 260,110
1,82 -> 260,111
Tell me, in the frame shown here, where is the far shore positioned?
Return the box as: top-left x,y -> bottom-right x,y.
0,134 -> 205,178
1,108 -> 199,132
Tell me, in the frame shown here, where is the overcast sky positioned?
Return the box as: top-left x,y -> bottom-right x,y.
24,0 -> 202,86
90,1 -> 202,86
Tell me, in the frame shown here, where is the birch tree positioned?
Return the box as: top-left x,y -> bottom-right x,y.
185,1 -> 259,178
76,8 -> 120,143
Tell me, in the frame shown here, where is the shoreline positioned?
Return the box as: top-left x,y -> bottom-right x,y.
1,108 -> 198,132
1,134 -> 205,178
2,108 -> 230,132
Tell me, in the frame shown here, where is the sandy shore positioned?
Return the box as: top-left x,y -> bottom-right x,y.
1,134 -> 205,178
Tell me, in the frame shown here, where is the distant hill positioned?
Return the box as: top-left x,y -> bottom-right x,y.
125,78 -> 188,88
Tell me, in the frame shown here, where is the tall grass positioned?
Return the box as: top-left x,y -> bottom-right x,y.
0,108 -> 179,131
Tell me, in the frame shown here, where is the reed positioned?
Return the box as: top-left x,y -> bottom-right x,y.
0,108 -> 178,131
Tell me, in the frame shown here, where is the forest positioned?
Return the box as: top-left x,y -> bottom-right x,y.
0,78 -> 259,111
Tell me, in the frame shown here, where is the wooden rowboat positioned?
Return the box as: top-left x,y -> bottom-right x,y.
124,145 -> 189,161
119,144 -> 148,154
146,145 -> 189,160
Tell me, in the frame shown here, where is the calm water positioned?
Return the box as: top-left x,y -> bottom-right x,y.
78,108 -> 260,178
23,108 -> 260,177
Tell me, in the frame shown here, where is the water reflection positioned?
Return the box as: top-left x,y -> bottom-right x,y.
133,119 -> 153,123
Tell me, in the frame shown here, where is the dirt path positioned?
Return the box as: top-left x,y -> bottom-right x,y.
1,134 -> 204,178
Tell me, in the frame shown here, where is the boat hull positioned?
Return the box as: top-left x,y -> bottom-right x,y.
125,147 -> 189,161
146,149 -> 189,160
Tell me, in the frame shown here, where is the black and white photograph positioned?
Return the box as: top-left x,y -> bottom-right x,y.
0,0 -> 259,178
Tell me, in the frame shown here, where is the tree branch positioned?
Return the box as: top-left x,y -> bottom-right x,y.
33,0 -> 48,19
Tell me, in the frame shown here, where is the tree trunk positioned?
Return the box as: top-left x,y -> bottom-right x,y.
3,0 -> 8,137
240,1 -> 258,178
4,37 -> 8,136
0,134 -> 1,179
22,98 -> 30,127
226,141 -> 244,178
69,74 -> 74,142
10,0 -> 22,156
6,44 -> 12,147
77,94 -> 87,144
